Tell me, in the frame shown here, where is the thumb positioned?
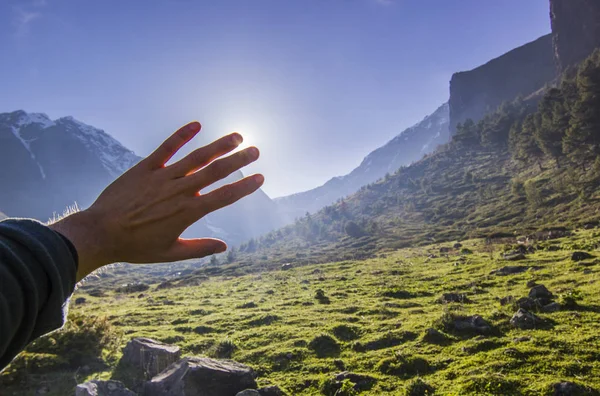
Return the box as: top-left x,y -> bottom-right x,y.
164,238 -> 227,262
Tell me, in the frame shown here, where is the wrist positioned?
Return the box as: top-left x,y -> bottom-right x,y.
48,209 -> 113,280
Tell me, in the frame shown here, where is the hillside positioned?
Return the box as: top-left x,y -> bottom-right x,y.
275,103 -> 449,223
3,230 -> 600,395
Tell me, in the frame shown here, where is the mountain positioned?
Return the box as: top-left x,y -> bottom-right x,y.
275,103 -> 449,222
551,0 -> 600,72
0,111 -> 281,245
449,34 -> 556,134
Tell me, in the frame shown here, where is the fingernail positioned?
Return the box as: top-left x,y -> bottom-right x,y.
253,174 -> 265,184
248,147 -> 259,159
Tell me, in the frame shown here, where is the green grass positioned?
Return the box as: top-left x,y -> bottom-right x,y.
2,230 -> 600,395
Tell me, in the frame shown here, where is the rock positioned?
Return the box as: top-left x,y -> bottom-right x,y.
236,391 -> 261,396
75,380 -> 136,396
74,297 -> 87,305
552,381 -> 597,396
438,293 -> 470,304
120,338 -> 181,379
526,279 -> 537,288
116,283 -> 150,294
513,336 -> 531,343
502,252 -> 526,261
515,297 -> 538,311
422,328 -> 449,344
542,302 -> 562,313
491,266 -> 528,276
453,243 -> 463,249
572,251 -> 594,262
144,357 -> 257,396
510,309 -> 543,330
439,247 -> 452,253
453,315 -> 492,334
334,372 -> 377,391
281,263 -> 293,271
529,285 -> 553,303
499,296 -> 514,306
156,281 -> 176,290
258,386 -> 286,396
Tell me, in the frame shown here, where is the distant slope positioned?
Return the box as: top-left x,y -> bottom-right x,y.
275,103 -> 449,222
0,111 -> 281,244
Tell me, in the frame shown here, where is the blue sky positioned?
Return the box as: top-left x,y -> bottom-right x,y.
0,0 -> 551,197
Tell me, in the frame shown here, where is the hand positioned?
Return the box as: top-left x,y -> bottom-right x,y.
49,121 -> 263,280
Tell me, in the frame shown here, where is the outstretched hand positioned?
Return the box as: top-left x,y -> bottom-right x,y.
49,121 -> 263,280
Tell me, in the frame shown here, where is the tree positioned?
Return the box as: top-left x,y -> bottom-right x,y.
210,255 -> 219,266
535,88 -> 569,167
564,50 -> 600,169
453,119 -> 480,147
509,114 -> 544,171
344,221 -> 365,238
226,248 -> 237,263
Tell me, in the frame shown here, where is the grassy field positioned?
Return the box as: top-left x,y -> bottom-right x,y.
2,229 -> 600,395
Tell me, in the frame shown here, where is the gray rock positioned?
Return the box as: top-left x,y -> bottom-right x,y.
552,381 -> 597,396
510,309 -> 542,330
499,296 -> 514,306
453,315 -> 492,334
572,251 -> 594,262
542,302 -> 562,313
491,266 -> 528,276
529,284 -> 553,304
438,293 -> 470,304
516,297 -> 538,311
236,391 -> 261,396
281,263 -> 293,271
74,297 -> 87,305
503,252 -> 526,261
258,386 -> 287,396
120,338 -> 181,379
75,380 -> 136,396
144,357 -> 257,396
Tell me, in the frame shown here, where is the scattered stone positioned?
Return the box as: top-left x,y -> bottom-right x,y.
526,279 -> 537,288
542,302 -> 562,313
144,357 -> 257,396
510,309 -> 542,330
529,284 -> 553,303
453,243 -> 463,249
75,380 -> 136,396
74,297 -> 87,305
156,281 -> 176,290
491,266 -> 528,276
281,263 -> 293,271
515,297 -> 538,311
513,336 -> 531,343
439,247 -> 452,253
552,381 -> 597,396
115,283 -> 150,294
438,293 -> 470,304
236,391 -> 260,396
499,296 -> 515,306
258,386 -> 287,396
503,252 -> 526,261
452,315 -> 492,334
334,372 -> 377,391
572,252 -> 594,262
422,328 -> 449,344
547,245 -> 561,252
120,338 -> 181,379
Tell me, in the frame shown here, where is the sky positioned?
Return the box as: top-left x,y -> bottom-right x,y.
0,0 -> 551,198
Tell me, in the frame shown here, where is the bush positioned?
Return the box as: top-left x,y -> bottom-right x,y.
404,378 -> 435,396
344,221 -> 365,238
208,339 -> 237,359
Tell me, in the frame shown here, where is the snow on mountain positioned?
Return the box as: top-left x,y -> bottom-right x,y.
275,103 -> 450,222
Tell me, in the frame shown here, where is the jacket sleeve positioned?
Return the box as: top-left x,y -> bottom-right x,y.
0,219 -> 78,371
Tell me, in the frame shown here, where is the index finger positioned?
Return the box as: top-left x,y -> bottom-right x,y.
145,121 -> 202,169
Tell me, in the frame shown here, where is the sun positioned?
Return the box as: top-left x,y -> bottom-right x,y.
233,129 -> 256,150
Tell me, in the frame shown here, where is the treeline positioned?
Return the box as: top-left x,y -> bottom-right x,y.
454,50 -> 600,174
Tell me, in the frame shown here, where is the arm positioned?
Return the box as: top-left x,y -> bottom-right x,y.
0,121 -> 263,369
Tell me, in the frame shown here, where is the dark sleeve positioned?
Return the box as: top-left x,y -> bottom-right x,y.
0,219 -> 79,371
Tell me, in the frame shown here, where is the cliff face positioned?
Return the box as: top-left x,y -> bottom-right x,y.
551,0 -> 600,72
449,34 -> 555,133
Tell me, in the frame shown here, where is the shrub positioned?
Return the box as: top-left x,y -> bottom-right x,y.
208,339 -> 237,359
404,378 -> 435,396
344,221 -> 365,238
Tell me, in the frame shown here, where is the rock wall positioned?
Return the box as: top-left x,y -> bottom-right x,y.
449,34 -> 555,133
551,0 -> 600,72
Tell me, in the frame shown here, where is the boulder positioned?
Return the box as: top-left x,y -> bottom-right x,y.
552,381 -> 597,396
499,296 -> 514,306
258,386 -> 286,396
236,391 -> 260,396
74,297 -> 87,305
572,251 -> 594,262
503,252 -> 526,261
452,315 -> 492,334
510,309 -> 542,330
529,284 -> 553,304
116,283 -> 150,294
144,357 -> 257,396
438,293 -> 470,304
491,266 -> 528,276
75,380 -> 136,396
281,263 -> 293,271
121,338 -> 181,379
453,243 -> 463,249
515,297 -> 538,311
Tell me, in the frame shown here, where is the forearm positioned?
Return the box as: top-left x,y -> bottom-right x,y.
0,219 -> 78,370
